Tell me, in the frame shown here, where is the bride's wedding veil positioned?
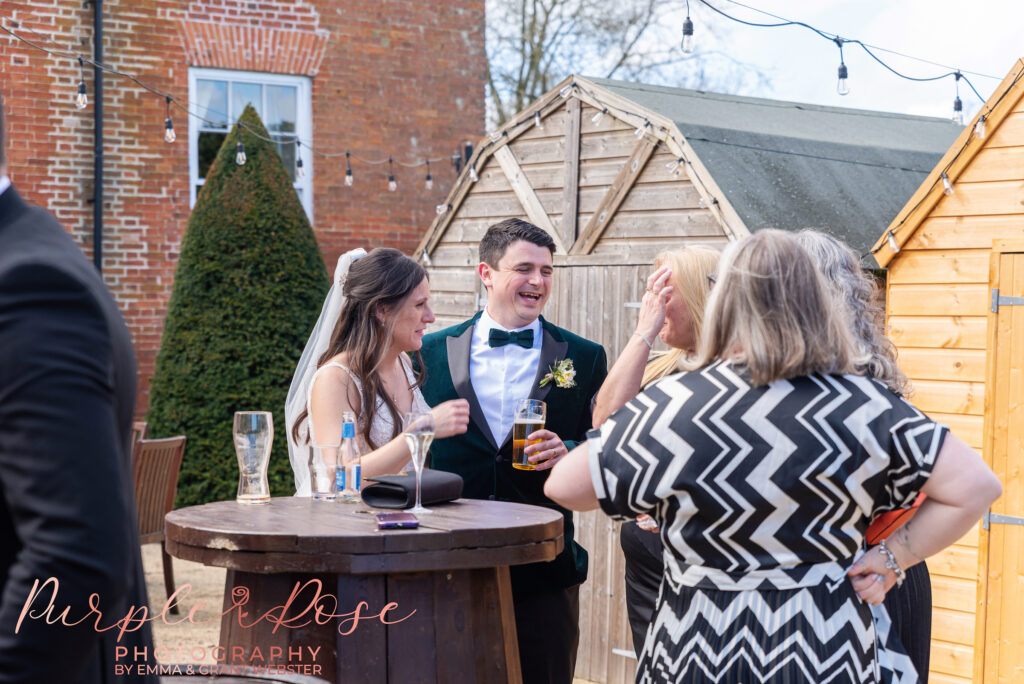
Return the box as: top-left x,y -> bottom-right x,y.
285,248 -> 367,496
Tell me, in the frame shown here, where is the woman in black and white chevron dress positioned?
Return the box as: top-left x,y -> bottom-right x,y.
545,230 -> 1001,683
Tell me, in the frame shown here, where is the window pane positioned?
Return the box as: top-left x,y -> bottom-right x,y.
232,82 -> 261,121
198,131 -> 228,179
265,85 -> 297,134
274,134 -> 297,181
195,79 -> 227,128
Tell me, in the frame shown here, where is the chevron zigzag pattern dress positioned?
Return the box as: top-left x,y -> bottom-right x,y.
587,360 -> 948,684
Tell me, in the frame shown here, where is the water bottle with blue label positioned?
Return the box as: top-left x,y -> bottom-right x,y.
337,411 -> 362,503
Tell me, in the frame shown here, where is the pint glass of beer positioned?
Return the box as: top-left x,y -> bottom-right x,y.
512,399 -> 546,470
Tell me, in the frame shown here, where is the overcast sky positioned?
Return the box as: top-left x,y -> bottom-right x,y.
692,0 -> 1023,121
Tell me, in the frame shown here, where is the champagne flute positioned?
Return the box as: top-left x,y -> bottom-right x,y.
402,410 -> 435,515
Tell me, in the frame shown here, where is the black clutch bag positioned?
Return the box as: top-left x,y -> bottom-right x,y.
360,469 -> 464,509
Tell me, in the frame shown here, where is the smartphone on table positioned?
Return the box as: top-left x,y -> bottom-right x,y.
376,512 -> 419,529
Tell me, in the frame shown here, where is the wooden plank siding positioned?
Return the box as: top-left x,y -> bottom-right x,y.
882,92 -> 1024,682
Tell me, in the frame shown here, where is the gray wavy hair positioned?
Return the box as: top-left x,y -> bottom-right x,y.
794,230 -> 911,396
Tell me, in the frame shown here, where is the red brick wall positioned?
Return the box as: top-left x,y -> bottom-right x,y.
0,0 -> 485,415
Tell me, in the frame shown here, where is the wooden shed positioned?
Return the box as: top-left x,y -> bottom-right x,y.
870,59 -> 1024,684
416,75 -> 960,684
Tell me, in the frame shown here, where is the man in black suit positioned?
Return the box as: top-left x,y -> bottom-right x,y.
419,219 -> 608,683
0,94 -> 157,683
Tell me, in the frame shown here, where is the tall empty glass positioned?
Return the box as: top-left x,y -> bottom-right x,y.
233,411 -> 272,504
402,410 -> 435,515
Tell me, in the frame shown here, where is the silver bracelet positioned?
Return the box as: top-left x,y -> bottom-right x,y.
877,539 -> 906,587
633,331 -> 654,349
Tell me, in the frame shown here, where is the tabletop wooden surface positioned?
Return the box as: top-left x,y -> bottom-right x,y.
165,497 -> 564,574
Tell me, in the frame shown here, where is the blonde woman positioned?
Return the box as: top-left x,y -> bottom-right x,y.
592,246 -> 719,655
547,230 -> 1000,683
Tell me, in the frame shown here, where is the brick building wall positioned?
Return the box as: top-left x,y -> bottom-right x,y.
0,0 -> 485,415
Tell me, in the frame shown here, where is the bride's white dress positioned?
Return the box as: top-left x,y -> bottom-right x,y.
294,355 -> 427,495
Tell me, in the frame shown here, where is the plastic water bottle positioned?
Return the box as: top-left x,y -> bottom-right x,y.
337,411 -> 362,503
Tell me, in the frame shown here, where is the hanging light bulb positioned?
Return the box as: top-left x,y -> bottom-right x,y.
941,172 -> 954,196
421,250 -> 433,267
534,111 -> 544,129
163,96 -> 175,143
666,158 -> 683,175
345,150 -> 354,186
634,120 -> 650,139
296,155 -> 305,179
489,130 -> 504,143
559,84 -> 572,99
886,230 -> 900,254
469,166 -> 479,183
235,141 -> 247,166
435,203 -> 450,216
834,38 -> 849,96
974,114 -> 987,139
682,16 -> 694,54
425,160 -> 433,190
698,197 -> 708,209
951,71 -> 964,125
75,57 -> 88,109
387,157 -> 397,192
591,108 -> 607,125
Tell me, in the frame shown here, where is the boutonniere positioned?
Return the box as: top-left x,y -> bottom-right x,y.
540,358 -> 577,389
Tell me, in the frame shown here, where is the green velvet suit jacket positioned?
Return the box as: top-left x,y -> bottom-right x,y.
417,312 -> 608,595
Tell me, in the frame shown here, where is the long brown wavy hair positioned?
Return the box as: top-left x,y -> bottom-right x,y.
290,248 -> 427,449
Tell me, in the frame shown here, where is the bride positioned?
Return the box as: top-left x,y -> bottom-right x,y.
286,247 -> 469,496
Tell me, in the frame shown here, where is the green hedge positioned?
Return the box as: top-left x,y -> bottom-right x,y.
147,105 -> 329,506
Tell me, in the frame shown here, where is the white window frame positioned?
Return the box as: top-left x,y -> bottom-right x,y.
188,68 -> 313,221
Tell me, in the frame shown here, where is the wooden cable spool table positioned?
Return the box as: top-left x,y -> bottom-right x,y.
164,498 -> 563,683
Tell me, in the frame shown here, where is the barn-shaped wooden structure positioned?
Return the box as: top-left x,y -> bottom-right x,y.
416,75 -> 960,683
870,59 -> 1024,684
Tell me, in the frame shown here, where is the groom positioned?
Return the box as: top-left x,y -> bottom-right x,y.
419,218 -> 607,683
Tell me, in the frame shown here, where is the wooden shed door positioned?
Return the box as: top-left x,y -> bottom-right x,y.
977,244 -> 1024,683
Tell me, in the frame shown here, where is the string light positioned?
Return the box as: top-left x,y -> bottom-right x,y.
387,157 -> 397,192
75,56 -> 88,109
235,141 -> 246,166
886,230 -> 900,254
469,165 -> 479,183
435,203 -> 451,216
591,108 -> 607,125
974,114 -> 987,139
635,120 -> 651,138
345,150 -> 354,186
559,84 -> 573,99
421,249 -> 433,267
534,111 -> 544,129
424,160 -> 433,190
163,95 -> 175,143
952,72 -> 964,124
941,171 -> 954,195
489,130 -> 505,143
296,142 -> 305,179
835,38 -> 849,96
666,158 -> 683,175
682,0 -> 695,54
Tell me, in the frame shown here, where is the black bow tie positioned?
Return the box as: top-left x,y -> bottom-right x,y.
488,328 -> 534,349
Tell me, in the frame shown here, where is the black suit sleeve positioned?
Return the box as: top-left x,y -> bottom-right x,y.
563,344 -> 608,452
0,263 -> 134,683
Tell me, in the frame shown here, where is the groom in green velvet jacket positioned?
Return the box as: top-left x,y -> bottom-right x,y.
418,218 -> 607,684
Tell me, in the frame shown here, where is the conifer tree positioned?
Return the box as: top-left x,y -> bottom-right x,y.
148,105 -> 328,506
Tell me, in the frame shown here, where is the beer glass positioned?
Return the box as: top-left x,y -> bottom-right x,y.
309,444 -> 338,502
512,399 -> 546,470
233,411 -> 272,504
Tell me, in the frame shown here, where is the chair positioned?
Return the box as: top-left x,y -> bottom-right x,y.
130,421 -> 148,460
132,435 -> 186,614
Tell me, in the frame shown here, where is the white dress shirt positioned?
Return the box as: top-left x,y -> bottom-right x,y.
0,175 -> 10,197
470,308 -> 542,446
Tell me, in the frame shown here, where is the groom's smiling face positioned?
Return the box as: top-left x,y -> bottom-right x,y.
480,239 -> 553,330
